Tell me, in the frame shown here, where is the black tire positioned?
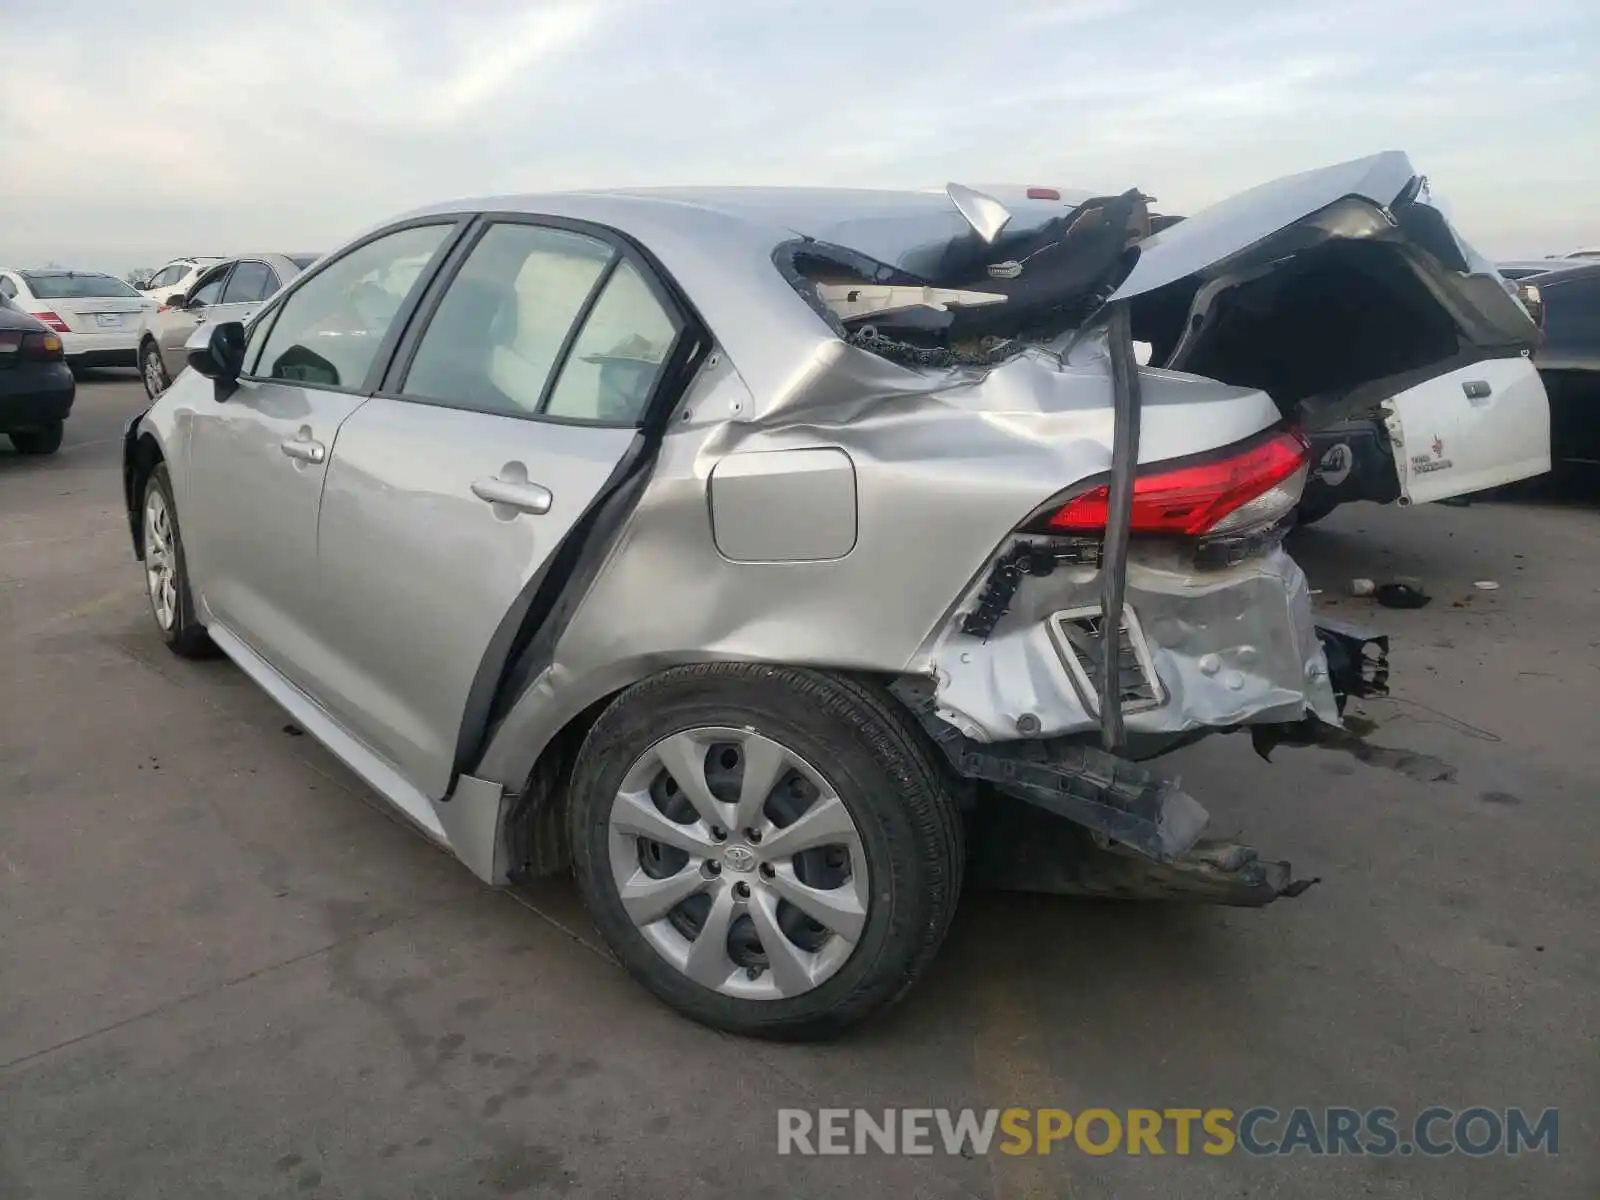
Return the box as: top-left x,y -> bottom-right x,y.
568,664 -> 964,1040
140,339 -> 170,401
1295,498 -> 1338,526
9,422 -> 63,455
140,462 -> 215,659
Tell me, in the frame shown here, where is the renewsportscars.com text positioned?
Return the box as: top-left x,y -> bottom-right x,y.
776,1107 -> 1559,1158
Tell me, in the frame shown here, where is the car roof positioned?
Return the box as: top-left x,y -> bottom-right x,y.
398,186 -> 1042,404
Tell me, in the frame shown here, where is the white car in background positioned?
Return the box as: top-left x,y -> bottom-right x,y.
0,269 -> 158,375
137,257 -> 226,306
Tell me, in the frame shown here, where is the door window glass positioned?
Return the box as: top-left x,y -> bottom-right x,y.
149,265 -> 183,288
403,223 -> 615,416
252,224 -> 452,389
543,259 -> 679,423
0,275 -> 14,299
188,266 -> 232,307
221,261 -> 275,304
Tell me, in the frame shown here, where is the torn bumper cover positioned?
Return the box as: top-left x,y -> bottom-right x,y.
892,567 -> 1389,905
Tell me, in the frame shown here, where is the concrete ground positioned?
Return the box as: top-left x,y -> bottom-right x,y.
2,377 -> 1595,1200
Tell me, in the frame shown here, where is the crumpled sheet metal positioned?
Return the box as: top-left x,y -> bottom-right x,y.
472,335 -> 1291,794
931,543 -> 1341,744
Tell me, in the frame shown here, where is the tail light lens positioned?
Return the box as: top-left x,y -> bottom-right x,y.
20,331 -> 64,360
1039,427 -> 1311,538
30,310 -> 70,333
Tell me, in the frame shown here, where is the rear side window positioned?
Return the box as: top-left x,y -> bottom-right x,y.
20,272 -> 140,299
400,221 -> 682,425
402,223 -> 615,416
251,223 -> 453,389
0,275 -> 15,299
543,260 -> 679,423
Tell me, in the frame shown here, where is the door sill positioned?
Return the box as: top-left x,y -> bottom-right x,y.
206,621 -> 449,843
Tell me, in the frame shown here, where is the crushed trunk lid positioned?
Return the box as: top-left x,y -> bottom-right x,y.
1117,151 -> 1540,433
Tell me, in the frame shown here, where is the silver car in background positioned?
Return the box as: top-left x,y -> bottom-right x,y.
138,253 -> 320,399
121,153 -> 1542,1038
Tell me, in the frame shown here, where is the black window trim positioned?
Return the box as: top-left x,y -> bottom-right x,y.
234,215 -> 473,397
375,211 -> 704,432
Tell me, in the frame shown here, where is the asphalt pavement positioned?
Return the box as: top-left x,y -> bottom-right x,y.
2,377 -> 1595,1199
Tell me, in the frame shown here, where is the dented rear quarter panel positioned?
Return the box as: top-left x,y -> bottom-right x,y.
473,336 -> 1299,793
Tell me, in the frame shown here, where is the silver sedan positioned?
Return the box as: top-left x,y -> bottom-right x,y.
121,156 -> 1541,1037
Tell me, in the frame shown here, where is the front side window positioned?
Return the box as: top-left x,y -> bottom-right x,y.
20,271 -> 141,300
187,266 -> 232,307
149,265 -> 182,288
221,261 -> 277,304
251,223 -> 452,389
0,275 -> 15,299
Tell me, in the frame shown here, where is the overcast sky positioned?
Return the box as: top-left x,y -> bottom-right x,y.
2,0 -> 1595,271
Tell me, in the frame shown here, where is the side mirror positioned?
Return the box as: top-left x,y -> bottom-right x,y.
186,320 -> 246,384
165,292 -> 187,310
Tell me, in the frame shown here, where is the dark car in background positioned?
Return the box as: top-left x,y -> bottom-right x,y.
1503,260 -> 1600,475
0,294 -> 75,455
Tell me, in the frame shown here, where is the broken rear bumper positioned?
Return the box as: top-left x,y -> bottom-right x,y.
895,618 -> 1390,905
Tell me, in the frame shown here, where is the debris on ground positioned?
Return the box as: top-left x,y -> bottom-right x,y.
1376,582 -> 1432,609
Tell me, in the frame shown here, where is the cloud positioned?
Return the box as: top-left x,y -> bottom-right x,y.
0,0 -> 1594,269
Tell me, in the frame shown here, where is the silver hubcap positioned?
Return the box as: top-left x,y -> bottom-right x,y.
143,346 -> 166,397
143,487 -> 178,631
608,726 -> 870,1000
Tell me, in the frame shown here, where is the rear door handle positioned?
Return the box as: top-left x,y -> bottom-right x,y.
471,475 -> 552,515
280,435 -> 327,464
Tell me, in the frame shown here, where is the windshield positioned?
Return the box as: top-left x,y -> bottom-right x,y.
21,271 -> 141,299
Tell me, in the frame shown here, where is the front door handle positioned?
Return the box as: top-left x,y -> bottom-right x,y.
280,435 -> 327,464
472,475 -> 552,515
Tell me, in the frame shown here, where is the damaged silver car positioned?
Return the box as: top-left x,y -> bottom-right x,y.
121,151 -> 1543,1038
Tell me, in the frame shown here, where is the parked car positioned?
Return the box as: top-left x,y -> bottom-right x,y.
137,254 -> 319,399
122,152 -> 1539,1037
136,257 -> 226,306
0,269 -> 157,375
0,294 -> 75,455
1507,259 -> 1600,475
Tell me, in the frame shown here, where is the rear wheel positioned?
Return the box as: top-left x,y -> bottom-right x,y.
568,664 -> 964,1039
140,339 -> 170,400
142,462 -> 213,658
9,422 -> 63,455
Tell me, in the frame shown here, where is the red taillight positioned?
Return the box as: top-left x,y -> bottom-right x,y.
1026,186 -> 1062,201
1044,427 -> 1311,537
20,331 -> 64,360
30,310 -> 70,333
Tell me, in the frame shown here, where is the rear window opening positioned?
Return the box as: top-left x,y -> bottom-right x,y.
1132,241 -> 1462,416
774,190 -> 1149,368
21,271 -> 142,300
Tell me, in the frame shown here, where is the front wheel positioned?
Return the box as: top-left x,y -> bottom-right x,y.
9,422 -> 63,455
140,339 -> 170,400
141,462 -> 213,658
568,664 -> 964,1040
